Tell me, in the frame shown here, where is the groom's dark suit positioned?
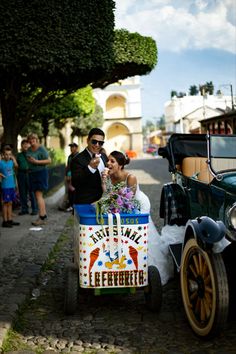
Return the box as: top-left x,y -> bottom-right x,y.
70,149 -> 108,204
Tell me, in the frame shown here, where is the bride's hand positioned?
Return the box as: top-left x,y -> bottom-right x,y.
101,167 -> 109,180
101,168 -> 109,191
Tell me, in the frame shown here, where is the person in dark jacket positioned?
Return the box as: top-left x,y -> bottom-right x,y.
70,128 -> 108,204
58,142 -> 79,212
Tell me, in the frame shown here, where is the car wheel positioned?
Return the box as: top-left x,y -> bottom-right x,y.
180,238 -> 229,337
144,265 -> 162,312
64,264 -> 79,315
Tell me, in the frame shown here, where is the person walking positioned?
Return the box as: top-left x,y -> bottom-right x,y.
70,128 -> 108,204
0,145 -> 20,228
27,133 -> 51,226
16,139 -> 38,216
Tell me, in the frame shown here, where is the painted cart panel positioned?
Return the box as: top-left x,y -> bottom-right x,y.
74,204 -> 149,289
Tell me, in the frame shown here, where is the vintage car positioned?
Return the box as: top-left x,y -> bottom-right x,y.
158,133 -> 236,337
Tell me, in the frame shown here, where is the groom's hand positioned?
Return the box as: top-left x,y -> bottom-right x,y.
89,156 -> 100,169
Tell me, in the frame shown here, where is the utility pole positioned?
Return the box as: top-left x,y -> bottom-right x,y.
220,84 -> 235,111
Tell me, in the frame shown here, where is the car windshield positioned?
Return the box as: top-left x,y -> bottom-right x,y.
209,134 -> 236,173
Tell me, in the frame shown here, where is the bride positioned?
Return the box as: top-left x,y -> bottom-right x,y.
101,150 -> 174,285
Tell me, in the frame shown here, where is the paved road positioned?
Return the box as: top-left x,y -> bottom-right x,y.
1,157 -> 236,353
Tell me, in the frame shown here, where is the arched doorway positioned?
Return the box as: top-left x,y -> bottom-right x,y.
105,123 -> 130,154
106,95 -> 126,118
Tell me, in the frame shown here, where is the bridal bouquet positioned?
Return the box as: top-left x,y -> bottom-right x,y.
96,181 -> 141,218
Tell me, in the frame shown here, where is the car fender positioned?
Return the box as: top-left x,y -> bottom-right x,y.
184,216 -> 226,249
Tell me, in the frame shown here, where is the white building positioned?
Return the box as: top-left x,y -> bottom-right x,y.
93,76 -> 143,155
165,93 -> 235,134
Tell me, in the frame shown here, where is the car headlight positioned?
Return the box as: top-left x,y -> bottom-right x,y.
227,203 -> 236,230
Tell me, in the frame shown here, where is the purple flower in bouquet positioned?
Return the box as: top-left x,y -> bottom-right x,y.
96,181 -> 141,216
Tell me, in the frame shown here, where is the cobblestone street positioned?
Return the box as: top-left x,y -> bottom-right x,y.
1,158 -> 236,353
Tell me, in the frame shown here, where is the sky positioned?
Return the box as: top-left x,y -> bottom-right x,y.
114,0 -> 236,123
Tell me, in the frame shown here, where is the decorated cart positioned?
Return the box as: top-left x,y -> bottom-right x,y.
64,204 -> 162,315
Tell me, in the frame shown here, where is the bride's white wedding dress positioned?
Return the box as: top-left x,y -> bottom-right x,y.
135,184 -> 180,285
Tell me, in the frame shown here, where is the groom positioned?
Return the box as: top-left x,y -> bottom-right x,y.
70,128 -> 108,204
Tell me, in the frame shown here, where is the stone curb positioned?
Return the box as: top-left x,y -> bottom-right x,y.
0,186 -> 68,350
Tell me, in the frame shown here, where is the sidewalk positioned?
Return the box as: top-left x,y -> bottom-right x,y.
0,186 -> 70,348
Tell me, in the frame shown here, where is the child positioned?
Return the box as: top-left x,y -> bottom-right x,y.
0,145 -> 20,228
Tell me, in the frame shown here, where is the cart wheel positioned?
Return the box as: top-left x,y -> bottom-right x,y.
145,265 -> 162,312
64,264 -> 79,315
180,238 -> 229,337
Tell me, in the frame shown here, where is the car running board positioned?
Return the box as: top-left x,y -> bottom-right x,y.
169,243 -> 183,271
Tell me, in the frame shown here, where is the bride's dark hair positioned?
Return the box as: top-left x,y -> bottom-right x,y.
110,151 -> 130,169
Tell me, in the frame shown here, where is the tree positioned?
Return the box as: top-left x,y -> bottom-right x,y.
71,104 -> 104,140
205,81 -> 214,95
93,29 -> 157,88
0,1 -> 157,151
189,85 -> 199,96
199,81 -> 214,95
157,115 -> 165,130
21,86 -> 98,146
0,0 -> 115,150
171,90 -> 178,98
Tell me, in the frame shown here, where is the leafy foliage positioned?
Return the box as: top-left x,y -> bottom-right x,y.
189,85 -> 199,96
72,104 -> 104,138
36,86 -> 95,122
0,0 -> 115,148
0,1 -> 158,150
94,29 -> 158,88
200,81 -> 214,95
48,148 -> 66,165
0,0 -> 115,90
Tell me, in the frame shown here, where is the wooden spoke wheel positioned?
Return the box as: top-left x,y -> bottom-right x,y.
180,238 -> 229,337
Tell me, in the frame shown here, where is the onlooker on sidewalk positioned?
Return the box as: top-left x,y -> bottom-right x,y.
16,139 -> 38,216
27,133 -> 51,226
59,142 -> 78,212
0,145 -> 20,228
